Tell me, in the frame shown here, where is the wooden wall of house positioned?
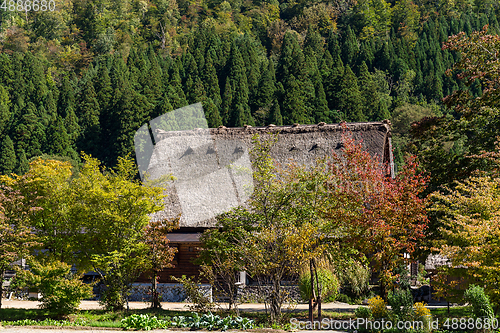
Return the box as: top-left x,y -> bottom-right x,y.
136,242 -> 208,283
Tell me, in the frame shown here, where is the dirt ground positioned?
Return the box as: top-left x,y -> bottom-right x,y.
1,300 -> 359,312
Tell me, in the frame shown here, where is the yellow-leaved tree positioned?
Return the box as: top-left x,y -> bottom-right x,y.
431,176 -> 500,313
3,155 -> 171,311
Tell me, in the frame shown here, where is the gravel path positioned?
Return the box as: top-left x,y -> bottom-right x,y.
1,300 -> 359,312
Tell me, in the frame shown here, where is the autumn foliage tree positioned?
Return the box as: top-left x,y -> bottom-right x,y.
143,217 -> 179,309
0,183 -> 41,309
430,141 -> 500,313
411,25 -> 500,193
201,129 -> 428,322
322,128 -> 429,299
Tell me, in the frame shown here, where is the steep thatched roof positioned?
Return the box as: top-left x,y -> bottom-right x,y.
147,122 -> 392,228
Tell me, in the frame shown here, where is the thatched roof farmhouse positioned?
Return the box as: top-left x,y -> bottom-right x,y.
146,121 -> 393,229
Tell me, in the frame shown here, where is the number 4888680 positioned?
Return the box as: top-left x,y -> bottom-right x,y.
1,0 -> 56,11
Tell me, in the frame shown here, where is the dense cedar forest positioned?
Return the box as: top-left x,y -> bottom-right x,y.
0,0 -> 498,172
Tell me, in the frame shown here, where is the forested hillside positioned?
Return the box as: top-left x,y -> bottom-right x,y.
0,0 -> 499,171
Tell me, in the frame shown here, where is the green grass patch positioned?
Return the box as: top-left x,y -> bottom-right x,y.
430,306 -> 471,319
0,308 -> 52,321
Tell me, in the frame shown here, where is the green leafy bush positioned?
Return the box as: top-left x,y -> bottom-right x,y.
121,314 -> 169,330
337,293 -> 356,304
464,285 -> 494,320
299,269 -> 340,302
13,260 -> 93,316
387,288 -> 414,321
171,312 -> 254,331
172,275 -> 214,312
355,306 -> 372,319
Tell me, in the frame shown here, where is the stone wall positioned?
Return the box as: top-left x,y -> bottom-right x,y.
128,283 -> 212,302
236,285 -> 302,303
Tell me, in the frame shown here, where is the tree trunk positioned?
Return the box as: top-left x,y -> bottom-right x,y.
312,259 -> 322,322
0,269 -> 4,310
151,271 -> 161,309
309,259 -> 315,323
380,277 -> 387,301
270,278 -> 281,323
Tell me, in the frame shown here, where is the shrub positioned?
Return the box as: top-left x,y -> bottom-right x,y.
367,296 -> 387,318
172,275 -> 215,312
464,285 -> 494,320
388,288 -> 414,321
13,260 -> 93,316
355,306 -> 372,319
121,314 -> 169,330
337,293 -> 354,304
337,261 -> 371,297
413,302 -> 431,318
414,302 -> 432,332
299,269 -> 340,302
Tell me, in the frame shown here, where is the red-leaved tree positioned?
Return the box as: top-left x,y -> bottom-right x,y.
143,217 -> 179,308
324,128 -> 429,298
0,184 -> 41,309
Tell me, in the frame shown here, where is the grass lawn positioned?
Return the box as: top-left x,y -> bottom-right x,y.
429,306 -> 472,319
0,307 -> 190,328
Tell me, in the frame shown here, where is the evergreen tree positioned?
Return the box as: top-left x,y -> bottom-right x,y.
15,148 -> 28,175
359,40 -> 375,69
278,31 -> 313,123
58,76 -> 76,119
202,53 -> 222,107
238,35 -> 261,94
304,29 -> 324,61
0,135 -> 16,174
226,46 -> 253,126
143,48 -> 164,114
358,61 -> 378,120
325,55 -> 345,111
23,53 -> 48,105
281,75 -> 310,124
252,59 -> 276,112
183,51 -> 199,81
221,80 -> 233,126
113,87 -> 151,159
77,80 -> 101,156
168,62 -> 188,109
46,116 -> 77,160
268,99 -> 283,126
375,39 -> 395,72
64,108 -> 81,146
319,50 -> 334,79
186,76 -> 207,104
203,97 -> 222,128
234,104 -> 254,127
327,29 -> 341,59
16,102 -> 45,159
336,65 -> 365,122
342,27 -> 359,66
277,31 -> 308,83
310,68 -> 330,123
43,91 -> 57,124
0,84 -> 11,136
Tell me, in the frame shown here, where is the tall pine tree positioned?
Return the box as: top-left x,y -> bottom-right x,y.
0,135 -> 16,175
